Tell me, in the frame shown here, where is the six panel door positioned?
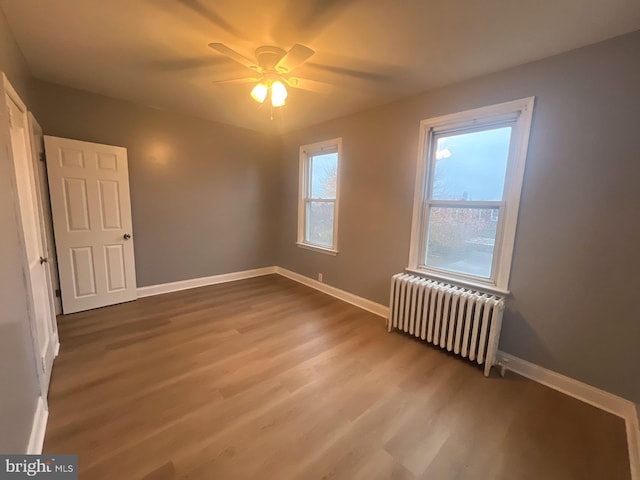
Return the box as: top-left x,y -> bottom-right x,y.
44,136 -> 137,314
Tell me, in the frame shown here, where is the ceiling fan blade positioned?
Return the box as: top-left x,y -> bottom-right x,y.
283,77 -> 332,93
212,77 -> 261,85
177,0 -> 245,39
146,56 -> 229,72
208,43 -> 262,73
306,63 -> 391,82
275,44 -> 315,74
272,0 -> 359,44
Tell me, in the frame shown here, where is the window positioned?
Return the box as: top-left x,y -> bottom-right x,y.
298,138 -> 341,254
409,98 -> 534,292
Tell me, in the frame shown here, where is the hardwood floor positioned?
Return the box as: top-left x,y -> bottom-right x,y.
44,274 -> 631,479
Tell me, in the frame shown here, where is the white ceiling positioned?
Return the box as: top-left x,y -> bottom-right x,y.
2,0 -> 640,133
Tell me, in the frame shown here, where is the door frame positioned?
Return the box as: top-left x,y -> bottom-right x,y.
27,113 -> 63,318
1,73 -> 58,398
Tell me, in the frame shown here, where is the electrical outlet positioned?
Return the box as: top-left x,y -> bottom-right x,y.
318,273 -> 323,283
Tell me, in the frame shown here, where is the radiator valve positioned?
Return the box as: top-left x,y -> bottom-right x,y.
496,358 -> 509,377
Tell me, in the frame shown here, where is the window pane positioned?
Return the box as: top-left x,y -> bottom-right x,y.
425,207 -> 500,279
310,153 -> 338,199
432,126 -> 512,201
306,201 -> 335,248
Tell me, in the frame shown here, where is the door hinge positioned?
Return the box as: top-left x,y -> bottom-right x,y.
39,151 -> 46,162
55,289 -> 61,298
41,356 -> 46,372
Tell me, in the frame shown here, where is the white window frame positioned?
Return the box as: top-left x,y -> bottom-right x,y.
408,98 -> 535,294
297,138 -> 342,255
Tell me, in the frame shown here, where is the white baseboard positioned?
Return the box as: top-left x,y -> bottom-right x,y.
627,406 -> 640,480
47,264 -> 640,476
275,267 -> 389,318
137,267 -> 389,318
26,397 -> 48,454
136,266 -> 277,298
134,266 -> 638,477
497,351 -> 640,480
137,265 -> 389,317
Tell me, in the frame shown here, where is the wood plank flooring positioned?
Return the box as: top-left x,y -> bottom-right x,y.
44,274 -> 632,479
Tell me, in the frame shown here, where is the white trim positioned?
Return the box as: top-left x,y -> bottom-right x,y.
2,72 -> 27,112
295,242 -> 338,256
498,351 -> 640,480
26,397 -> 48,454
297,137 -> 342,253
275,267 -> 389,318
42,265 -> 640,475
629,410 -> 640,480
408,97 -> 535,291
408,120 -> 430,270
135,265 -> 388,317
136,267 -> 277,298
2,74 -> 58,401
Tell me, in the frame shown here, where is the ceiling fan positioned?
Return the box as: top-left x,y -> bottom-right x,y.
208,43 -> 331,107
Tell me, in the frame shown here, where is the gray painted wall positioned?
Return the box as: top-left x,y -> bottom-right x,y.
30,82 -> 281,288
0,9 -> 41,452
276,31 -> 640,403
2,8 -> 638,451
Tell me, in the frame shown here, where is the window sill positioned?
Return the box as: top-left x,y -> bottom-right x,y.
297,242 -> 338,256
405,268 -> 510,296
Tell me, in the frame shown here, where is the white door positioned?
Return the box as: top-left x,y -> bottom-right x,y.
44,137 -> 137,314
4,81 -> 56,394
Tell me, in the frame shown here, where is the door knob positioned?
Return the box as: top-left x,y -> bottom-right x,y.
123,233 -> 131,240
39,256 -> 48,265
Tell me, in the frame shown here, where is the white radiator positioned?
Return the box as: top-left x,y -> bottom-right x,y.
388,273 -> 505,376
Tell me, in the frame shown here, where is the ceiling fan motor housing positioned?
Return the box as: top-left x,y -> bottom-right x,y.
255,46 -> 287,72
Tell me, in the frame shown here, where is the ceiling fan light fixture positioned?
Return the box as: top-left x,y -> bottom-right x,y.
250,82 -> 268,103
271,80 -> 287,107
209,42 -> 321,112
